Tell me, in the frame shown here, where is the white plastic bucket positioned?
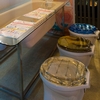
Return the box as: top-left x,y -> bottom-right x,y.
69,30 -> 99,44
57,44 -> 95,66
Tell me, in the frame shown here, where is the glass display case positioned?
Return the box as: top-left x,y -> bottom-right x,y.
0,0 -> 66,100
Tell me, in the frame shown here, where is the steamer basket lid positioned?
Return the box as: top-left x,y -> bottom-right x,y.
69,23 -> 97,34
58,36 -> 92,52
40,56 -> 87,86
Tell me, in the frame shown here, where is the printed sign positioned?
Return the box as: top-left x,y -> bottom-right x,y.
53,0 -> 75,32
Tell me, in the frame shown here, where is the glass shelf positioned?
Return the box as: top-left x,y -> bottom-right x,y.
0,0 -> 65,46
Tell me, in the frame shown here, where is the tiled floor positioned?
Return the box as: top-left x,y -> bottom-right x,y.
28,39 -> 100,100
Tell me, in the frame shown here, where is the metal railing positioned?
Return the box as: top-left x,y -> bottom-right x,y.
75,0 -> 100,29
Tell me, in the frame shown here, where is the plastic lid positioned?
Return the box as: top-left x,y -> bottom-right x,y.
69,23 -> 97,34
0,43 -> 6,51
58,36 -> 92,52
40,57 -> 87,86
